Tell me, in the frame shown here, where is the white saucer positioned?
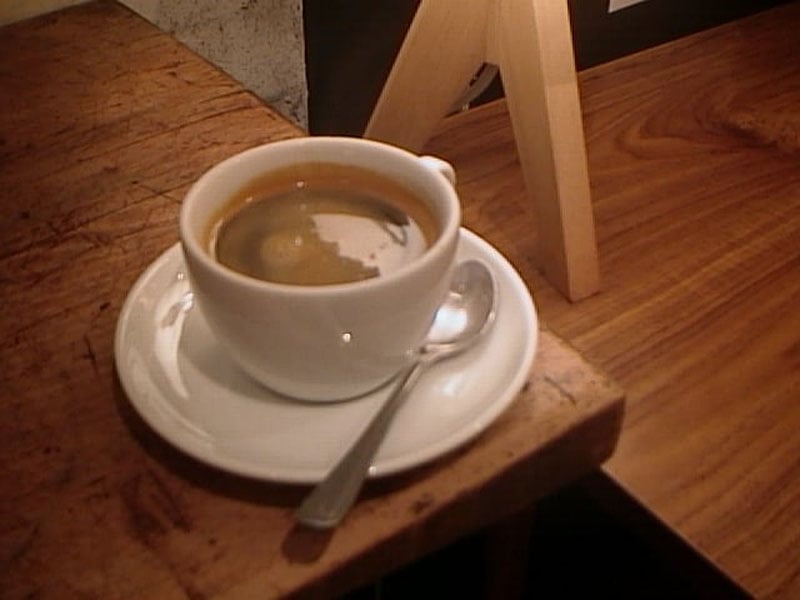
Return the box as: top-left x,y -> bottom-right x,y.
114,228 -> 538,483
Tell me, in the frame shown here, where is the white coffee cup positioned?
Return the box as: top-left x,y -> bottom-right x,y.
180,137 -> 461,401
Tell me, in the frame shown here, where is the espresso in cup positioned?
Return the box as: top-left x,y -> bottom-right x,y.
207,162 -> 439,286
180,137 -> 460,401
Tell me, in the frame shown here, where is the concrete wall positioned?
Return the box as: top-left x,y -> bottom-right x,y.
0,0 -> 307,127
125,0 -> 307,127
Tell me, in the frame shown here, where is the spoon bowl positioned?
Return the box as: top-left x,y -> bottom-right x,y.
295,259 -> 496,529
423,260 -> 496,352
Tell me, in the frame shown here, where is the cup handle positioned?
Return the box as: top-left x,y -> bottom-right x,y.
418,156 -> 456,186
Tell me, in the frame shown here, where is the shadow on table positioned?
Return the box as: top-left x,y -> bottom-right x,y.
343,472 -> 751,599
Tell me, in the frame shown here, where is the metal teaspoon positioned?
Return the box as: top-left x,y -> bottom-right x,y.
295,260 -> 497,528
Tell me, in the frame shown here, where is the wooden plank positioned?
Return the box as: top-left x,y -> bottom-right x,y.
491,0 -> 599,300
364,0 -> 489,152
0,3 -> 623,598
425,3 -> 800,597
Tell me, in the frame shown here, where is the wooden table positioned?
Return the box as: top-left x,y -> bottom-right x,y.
425,2 -> 800,597
0,2 -> 623,598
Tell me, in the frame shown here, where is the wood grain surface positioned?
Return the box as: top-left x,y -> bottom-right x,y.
425,3 -> 800,597
0,2 -> 623,598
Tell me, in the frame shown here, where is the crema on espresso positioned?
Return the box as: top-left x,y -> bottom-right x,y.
206,162 -> 439,286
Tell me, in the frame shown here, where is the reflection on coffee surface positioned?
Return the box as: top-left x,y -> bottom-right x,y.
209,163 -> 439,285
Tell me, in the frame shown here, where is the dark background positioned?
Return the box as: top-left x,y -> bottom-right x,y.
304,0 -> 793,135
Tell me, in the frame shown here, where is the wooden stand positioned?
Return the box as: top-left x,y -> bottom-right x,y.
365,0 -> 599,301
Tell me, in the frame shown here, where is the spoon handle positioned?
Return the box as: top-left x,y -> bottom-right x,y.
295,362 -> 424,529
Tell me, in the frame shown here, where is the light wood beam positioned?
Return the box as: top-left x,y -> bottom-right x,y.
365,0 -> 599,301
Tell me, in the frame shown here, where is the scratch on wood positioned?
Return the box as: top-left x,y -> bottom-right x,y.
9,523 -> 40,563
119,469 -> 192,548
82,334 -> 98,374
135,181 -> 182,204
543,375 -> 578,406
148,470 -> 192,532
411,493 -> 435,514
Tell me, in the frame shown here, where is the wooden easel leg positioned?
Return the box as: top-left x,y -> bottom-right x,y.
366,0 -> 600,300
492,0 -> 600,300
364,0 -> 489,152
